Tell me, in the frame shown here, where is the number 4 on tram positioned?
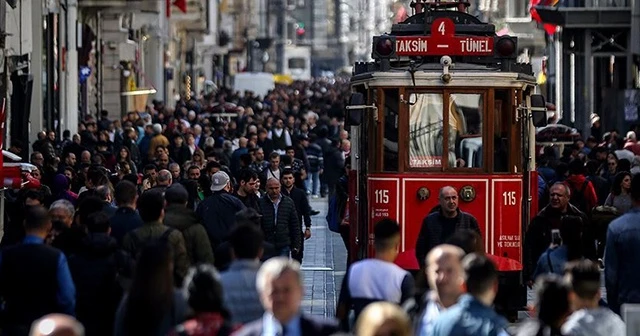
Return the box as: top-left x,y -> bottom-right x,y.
344,0 -> 549,319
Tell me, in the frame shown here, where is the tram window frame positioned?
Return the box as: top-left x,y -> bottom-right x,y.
382,88 -> 400,172
405,89 -> 488,173
493,88 -> 514,174
448,92 -> 486,171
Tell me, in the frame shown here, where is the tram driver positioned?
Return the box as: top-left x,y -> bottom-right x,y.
415,186 -> 481,269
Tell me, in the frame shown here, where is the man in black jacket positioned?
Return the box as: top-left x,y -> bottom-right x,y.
196,171 -> 246,250
281,170 -> 311,263
258,178 -> 301,257
415,186 -> 481,269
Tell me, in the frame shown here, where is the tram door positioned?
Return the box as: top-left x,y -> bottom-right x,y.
346,86 -> 371,263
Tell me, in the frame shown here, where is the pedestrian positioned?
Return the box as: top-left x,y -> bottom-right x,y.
562,260 -> 625,336
109,180 -> 144,244
407,244 -> 465,335
513,274 -> 572,336
280,169 -> 312,263
604,173 -> 640,314
68,212 -> 133,336
355,302 -> 413,336
195,171 -> 246,250
122,190 -> 190,286
220,224 -> 266,324
233,257 -> 340,336
257,178 -> 301,258
163,184 -> 214,265
431,253 -> 508,336
0,206 -> 76,336
114,242 -> 189,336
415,186 -> 481,269
170,265 -> 238,336
337,218 -> 415,329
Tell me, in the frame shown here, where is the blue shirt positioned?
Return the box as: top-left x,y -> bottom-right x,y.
0,235 -> 76,315
605,207 -> 640,314
262,312 -> 301,336
431,294 -> 508,336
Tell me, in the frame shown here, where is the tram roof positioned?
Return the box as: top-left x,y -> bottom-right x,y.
350,67 -> 537,89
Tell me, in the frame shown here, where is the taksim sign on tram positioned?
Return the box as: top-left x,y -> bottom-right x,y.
394,18 -> 494,56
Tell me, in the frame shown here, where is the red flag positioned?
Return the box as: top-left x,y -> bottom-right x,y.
166,0 -> 171,18
530,0 -> 558,36
173,0 -> 187,13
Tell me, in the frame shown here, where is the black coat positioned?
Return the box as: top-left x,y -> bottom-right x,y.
258,195 -> 301,251
415,210 -> 480,269
67,233 -> 133,336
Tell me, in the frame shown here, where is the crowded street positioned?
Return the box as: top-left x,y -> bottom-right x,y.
1,0 -> 640,334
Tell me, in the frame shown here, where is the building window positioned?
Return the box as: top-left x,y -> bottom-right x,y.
507,0 -> 529,18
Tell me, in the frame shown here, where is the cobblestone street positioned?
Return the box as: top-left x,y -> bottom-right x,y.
300,198 -> 346,318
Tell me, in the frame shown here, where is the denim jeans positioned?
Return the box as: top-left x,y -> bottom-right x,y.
278,246 -> 291,258
306,171 -> 321,196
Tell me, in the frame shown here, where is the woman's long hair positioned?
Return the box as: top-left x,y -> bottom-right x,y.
560,215 -> 583,262
611,171 -> 631,196
123,242 -> 175,336
533,274 -> 571,333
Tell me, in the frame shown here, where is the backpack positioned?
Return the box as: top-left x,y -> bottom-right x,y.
327,194 -> 341,233
569,180 -> 591,214
128,228 -> 176,256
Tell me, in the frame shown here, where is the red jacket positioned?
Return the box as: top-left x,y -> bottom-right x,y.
564,175 -> 598,212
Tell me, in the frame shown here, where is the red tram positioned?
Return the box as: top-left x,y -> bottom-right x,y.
344,0 -> 548,314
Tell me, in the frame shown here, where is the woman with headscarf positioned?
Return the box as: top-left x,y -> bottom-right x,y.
51,173 -> 79,205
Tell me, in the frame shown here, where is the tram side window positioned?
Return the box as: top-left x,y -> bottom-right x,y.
383,89 -> 399,172
409,93 -> 445,168
450,93 -> 483,168
494,90 -> 511,173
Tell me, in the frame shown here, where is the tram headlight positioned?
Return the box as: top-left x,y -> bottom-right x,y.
372,35 -> 396,59
494,36 -> 517,59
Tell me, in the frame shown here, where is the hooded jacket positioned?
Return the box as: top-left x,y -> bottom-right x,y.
164,204 -> 214,265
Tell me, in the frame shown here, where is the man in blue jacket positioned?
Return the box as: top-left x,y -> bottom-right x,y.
0,206 -> 76,336
431,253 -> 508,336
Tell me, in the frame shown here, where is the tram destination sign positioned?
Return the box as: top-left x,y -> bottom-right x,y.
395,17 -> 494,57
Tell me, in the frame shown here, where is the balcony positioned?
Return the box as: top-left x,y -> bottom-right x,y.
534,0 -> 632,28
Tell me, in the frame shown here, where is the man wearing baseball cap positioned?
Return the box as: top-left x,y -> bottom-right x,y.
196,171 -> 246,250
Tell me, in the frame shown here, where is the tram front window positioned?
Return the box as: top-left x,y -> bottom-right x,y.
450,93 -> 483,168
409,93 -> 445,168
